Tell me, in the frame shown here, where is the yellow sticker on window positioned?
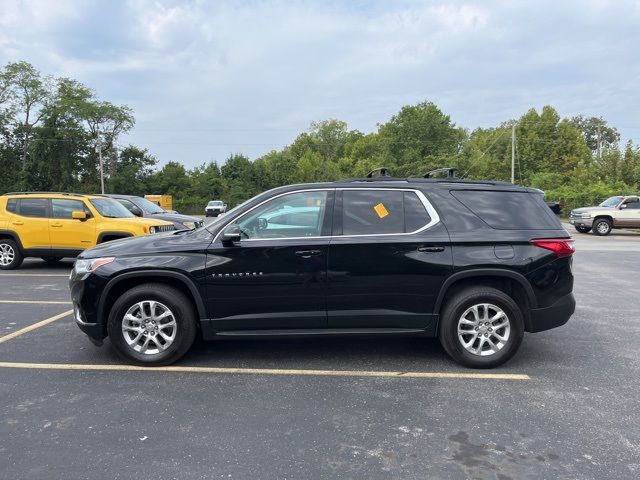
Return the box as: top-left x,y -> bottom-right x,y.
374,203 -> 389,218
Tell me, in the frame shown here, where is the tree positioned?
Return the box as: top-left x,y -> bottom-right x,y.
571,115 -> 620,155
107,146 -> 157,194
377,101 -> 464,166
1,61 -> 53,170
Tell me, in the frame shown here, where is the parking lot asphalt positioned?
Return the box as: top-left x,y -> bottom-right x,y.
1,229 -> 639,479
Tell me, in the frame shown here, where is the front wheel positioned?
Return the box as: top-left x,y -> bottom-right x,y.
593,218 -> 612,236
575,226 -> 591,234
0,239 -> 23,270
438,287 -> 524,368
107,283 -> 197,366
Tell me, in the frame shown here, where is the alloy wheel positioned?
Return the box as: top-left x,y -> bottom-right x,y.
457,303 -> 511,356
121,300 -> 177,355
0,243 -> 15,267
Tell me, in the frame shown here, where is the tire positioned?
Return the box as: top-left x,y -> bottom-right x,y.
107,283 -> 197,366
0,239 -> 24,270
438,287 -> 524,369
575,226 -> 591,234
592,218 -> 612,236
41,256 -> 63,263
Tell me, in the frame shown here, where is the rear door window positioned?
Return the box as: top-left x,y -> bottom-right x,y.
341,190 -> 433,235
451,190 -> 560,230
17,198 -> 48,218
342,190 -> 404,235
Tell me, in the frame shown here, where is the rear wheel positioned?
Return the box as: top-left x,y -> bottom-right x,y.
41,256 -> 63,263
107,283 -> 197,366
593,218 -> 612,236
438,287 -> 524,368
0,239 -> 23,270
575,226 -> 591,234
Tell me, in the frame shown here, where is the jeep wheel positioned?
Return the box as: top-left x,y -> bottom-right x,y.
0,239 -> 23,270
575,226 -> 591,234
107,283 -> 197,366
438,287 -> 524,369
593,218 -> 612,236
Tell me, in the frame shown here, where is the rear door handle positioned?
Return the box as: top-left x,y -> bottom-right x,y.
12,221 -> 24,226
295,249 -> 322,258
418,245 -> 445,253
51,222 -> 63,227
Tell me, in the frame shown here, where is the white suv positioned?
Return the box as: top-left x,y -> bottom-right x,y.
205,200 -> 227,217
570,195 -> 640,235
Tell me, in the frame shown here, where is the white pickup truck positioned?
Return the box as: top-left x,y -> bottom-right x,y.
205,200 -> 227,217
569,195 -> 640,235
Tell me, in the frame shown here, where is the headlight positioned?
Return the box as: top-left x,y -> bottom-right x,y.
581,213 -> 592,218
74,257 -> 115,274
149,226 -> 157,234
182,221 -> 196,229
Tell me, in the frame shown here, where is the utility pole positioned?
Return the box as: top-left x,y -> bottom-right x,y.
597,124 -> 602,160
511,124 -> 515,184
95,136 -> 105,194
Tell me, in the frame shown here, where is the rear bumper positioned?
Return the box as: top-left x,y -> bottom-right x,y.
527,293 -> 575,333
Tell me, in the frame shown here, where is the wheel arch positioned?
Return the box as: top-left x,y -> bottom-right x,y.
434,269 -> 537,331
97,231 -> 134,244
98,271 -> 207,327
0,230 -> 24,251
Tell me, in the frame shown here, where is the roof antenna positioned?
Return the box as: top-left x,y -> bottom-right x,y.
423,167 -> 458,179
366,167 -> 391,178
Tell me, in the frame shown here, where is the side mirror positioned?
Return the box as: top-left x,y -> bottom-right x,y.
72,211 -> 87,221
257,217 -> 268,230
620,204 -> 628,209
221,224 -> 242,244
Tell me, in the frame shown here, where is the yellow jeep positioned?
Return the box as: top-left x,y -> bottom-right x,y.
0,192 -> 175,269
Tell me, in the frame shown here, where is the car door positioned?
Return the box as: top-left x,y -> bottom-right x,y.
204,189 -> 333,330
616,197 -> 640,226
10,198 -> 51,254
49,199 -> 96,254
327,188 -> 452,329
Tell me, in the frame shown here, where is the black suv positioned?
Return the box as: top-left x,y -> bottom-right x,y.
70,174 -> 575,368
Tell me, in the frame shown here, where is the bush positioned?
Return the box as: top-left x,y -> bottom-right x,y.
542,181 -> 634,212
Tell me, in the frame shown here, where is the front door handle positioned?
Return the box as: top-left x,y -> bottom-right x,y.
51,222 -> 63,227
12,221 -> 24,226
295,249 -> 322,258
418,245 -> 445,253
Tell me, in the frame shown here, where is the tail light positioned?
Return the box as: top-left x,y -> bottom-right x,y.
530,238 -> 575,257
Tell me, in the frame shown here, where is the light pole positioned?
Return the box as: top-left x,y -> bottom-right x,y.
95,136 -> 105,194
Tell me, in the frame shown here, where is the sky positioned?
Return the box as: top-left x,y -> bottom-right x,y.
1,0 -> 639,167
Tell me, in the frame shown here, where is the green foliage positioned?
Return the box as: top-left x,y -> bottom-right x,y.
2,61 -> 640,216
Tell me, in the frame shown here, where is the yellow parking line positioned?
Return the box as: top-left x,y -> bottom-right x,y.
0,309 -> 73,345
0,361 -> 530,380
0,300 -> 72,304
0,273 -> 69,277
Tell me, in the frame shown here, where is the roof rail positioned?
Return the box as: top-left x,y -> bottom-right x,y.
366,167 -> 392,178
2,191 -> 88,197
423,167 -> 458,179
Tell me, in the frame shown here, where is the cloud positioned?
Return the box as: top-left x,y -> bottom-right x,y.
1,0 -> 639,166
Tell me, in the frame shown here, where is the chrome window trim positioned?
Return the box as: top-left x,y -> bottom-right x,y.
212,187 -> 440,243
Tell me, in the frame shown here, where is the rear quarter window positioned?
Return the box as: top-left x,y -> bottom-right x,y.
450,190 -> 560,230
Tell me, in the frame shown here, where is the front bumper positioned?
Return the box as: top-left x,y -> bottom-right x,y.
528,293 -> 576,333
69,268 -> 109,342
569,216 -> 593,227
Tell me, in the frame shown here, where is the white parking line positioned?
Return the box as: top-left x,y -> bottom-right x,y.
0,362 -> 530,380
0,310 -> 73,345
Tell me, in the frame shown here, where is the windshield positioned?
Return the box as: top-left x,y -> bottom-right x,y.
90,198 -> 134,218
208,201 -> 223,206
135,197 -> 166,214
599,196 -> 623,208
